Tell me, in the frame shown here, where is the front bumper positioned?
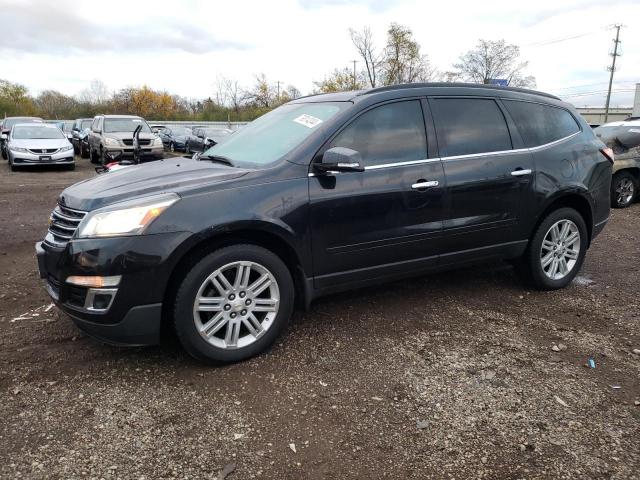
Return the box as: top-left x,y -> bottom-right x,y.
10,148 -> 74,165
105,146 -> 164,161
35,231 -> 190,346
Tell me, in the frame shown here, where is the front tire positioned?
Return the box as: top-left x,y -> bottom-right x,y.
518,207 -> 587,290
173,244 -> 294,363
611,171 -> 636,208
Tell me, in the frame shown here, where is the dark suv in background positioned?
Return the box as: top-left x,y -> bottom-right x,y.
36,83 -> 612,364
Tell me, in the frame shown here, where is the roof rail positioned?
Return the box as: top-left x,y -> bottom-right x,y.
358,82 -> 561,101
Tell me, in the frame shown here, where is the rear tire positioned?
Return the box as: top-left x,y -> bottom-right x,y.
81,144 -> 89,159
611,171 -> 636,208
517,207 -> 587,290
173,244 -> 294,364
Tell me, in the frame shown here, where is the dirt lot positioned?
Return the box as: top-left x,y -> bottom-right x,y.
0,157 -> 638,479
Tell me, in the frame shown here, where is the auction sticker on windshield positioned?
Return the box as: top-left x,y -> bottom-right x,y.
293,114 -> 323,128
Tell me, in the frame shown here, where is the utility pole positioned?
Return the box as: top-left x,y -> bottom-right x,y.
604,24 -> 622,123
276,81 -> 281,100
352,60 -> 357,90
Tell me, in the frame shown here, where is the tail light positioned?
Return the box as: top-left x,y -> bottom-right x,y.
600,147 -> 614,164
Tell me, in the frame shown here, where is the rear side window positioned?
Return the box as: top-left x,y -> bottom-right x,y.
329,100 -> 427,166
502,100 -> 580,148
430,98 -> 512,157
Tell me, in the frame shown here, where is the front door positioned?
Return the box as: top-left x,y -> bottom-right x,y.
309,99 -> 446,290
428,97 -> 534,263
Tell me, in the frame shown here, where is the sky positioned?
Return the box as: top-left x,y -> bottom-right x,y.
0,0 -> 638,108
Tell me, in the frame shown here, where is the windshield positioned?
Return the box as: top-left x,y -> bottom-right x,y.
13,125 -> 65,139
170,127 -> 191,136
104,118 -> 151,133
203,102 -> 346,167
80,120 -> 93,129
5,118 -> 42,129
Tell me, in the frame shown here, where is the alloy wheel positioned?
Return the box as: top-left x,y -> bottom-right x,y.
193,261 -> 280,350
615,178 -> 634,206
539,219 -> 580,280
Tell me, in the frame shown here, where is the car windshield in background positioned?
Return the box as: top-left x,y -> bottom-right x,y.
204,128 -> 231,137
80,120 -> 93,129
203,102 -> 345,167
5,118 -> 42,129
13,125 -> 65,139
104,118 -> 151,133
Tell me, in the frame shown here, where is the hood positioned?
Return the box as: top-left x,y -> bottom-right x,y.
9,138 -> 71,149
104,132 -> 157,141
60,157 -> 250,211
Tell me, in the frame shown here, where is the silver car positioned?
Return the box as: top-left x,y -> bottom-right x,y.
7,123 -> 75,171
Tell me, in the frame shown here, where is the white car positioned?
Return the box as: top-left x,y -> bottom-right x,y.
7,123 -> 75,171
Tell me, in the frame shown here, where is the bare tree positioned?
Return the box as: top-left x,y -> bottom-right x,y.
383,23 -> 435,85
349,26 -> 382,88
79,79 -> 109,105
453,39 -> 536,88
243,74 -> 276,108
313,68 -> 367,93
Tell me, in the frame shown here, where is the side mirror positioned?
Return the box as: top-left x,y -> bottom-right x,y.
204,137 -> 216,146
314,147 -> 365,173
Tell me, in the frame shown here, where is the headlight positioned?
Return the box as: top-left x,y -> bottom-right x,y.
153,137 -> 163,146
59,145 -> 73,152
10,146 -> 29,153
103,137 -> 120,146
77,193 -> 180,238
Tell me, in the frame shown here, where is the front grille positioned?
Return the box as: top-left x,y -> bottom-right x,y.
44,203 -> 87,248
28,148 -> 58,154
122,139 -> 151,146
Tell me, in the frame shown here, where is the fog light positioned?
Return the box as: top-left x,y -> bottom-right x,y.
92,293 -> 113,310
66,275 -> 121,288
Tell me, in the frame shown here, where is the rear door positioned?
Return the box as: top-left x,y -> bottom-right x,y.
309,99 -> 446,289
428,97 -> 534,263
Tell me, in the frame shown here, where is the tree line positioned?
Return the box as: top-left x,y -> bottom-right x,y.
1,23 -> 535,121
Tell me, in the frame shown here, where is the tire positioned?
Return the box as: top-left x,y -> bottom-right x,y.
9,157 -> 18,172
89,148 -> 97,164
81,144 -> 89,159
611,171 -> 636,208
173,244 -> 294,363
1,146 -> 7,160
518,207 -> 588,290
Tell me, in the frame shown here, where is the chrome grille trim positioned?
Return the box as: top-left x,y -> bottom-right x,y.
44,203 -> 87,248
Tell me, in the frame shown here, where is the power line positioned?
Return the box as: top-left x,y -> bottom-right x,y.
561,89 -> 634,98
552,80 -> 637,92
524,30 -> 599,47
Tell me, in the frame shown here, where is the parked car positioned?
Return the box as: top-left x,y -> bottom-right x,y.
71,118 -> 94,156
87,115 -> 164,165
36,83 -> 611,363
593,118 -> 640,208
7,123 -> 74,171
160,126 -> 193,152
186,127 -> 233,153
1,116 -> 43,159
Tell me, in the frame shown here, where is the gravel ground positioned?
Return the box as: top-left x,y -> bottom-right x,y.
0,157 -> 638,479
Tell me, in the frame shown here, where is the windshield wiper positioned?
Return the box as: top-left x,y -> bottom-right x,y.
198,154 -> 235,167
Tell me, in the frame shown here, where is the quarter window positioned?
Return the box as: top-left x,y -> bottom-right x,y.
430,98 -> 512,157
328,100 -> 427,166
502,100 -> 580,148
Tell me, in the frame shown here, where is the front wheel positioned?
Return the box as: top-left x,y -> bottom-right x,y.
611,171 -> 636,208
173,244 -> 294,363
517,207 -> 587,290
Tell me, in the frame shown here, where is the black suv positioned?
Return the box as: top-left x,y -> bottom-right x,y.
36,83 -> 612,363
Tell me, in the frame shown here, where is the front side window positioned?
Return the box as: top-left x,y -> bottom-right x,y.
503,100 -> 580,148
431,98 -> 512,157
204,102 -> 346,168
328,100 -> 427,166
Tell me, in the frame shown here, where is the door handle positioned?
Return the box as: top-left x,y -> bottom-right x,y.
511,169 -> 532,177
411,180 -> 439,190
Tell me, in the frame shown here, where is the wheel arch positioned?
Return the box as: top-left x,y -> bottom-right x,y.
160,223 -> 309,340
531,191 -> 594,247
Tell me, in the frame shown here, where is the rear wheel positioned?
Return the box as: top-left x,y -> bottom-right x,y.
518,207 -> 587,290
611,171 -> 636,208
80,143 -> 89,159
173,244 -> 294,363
